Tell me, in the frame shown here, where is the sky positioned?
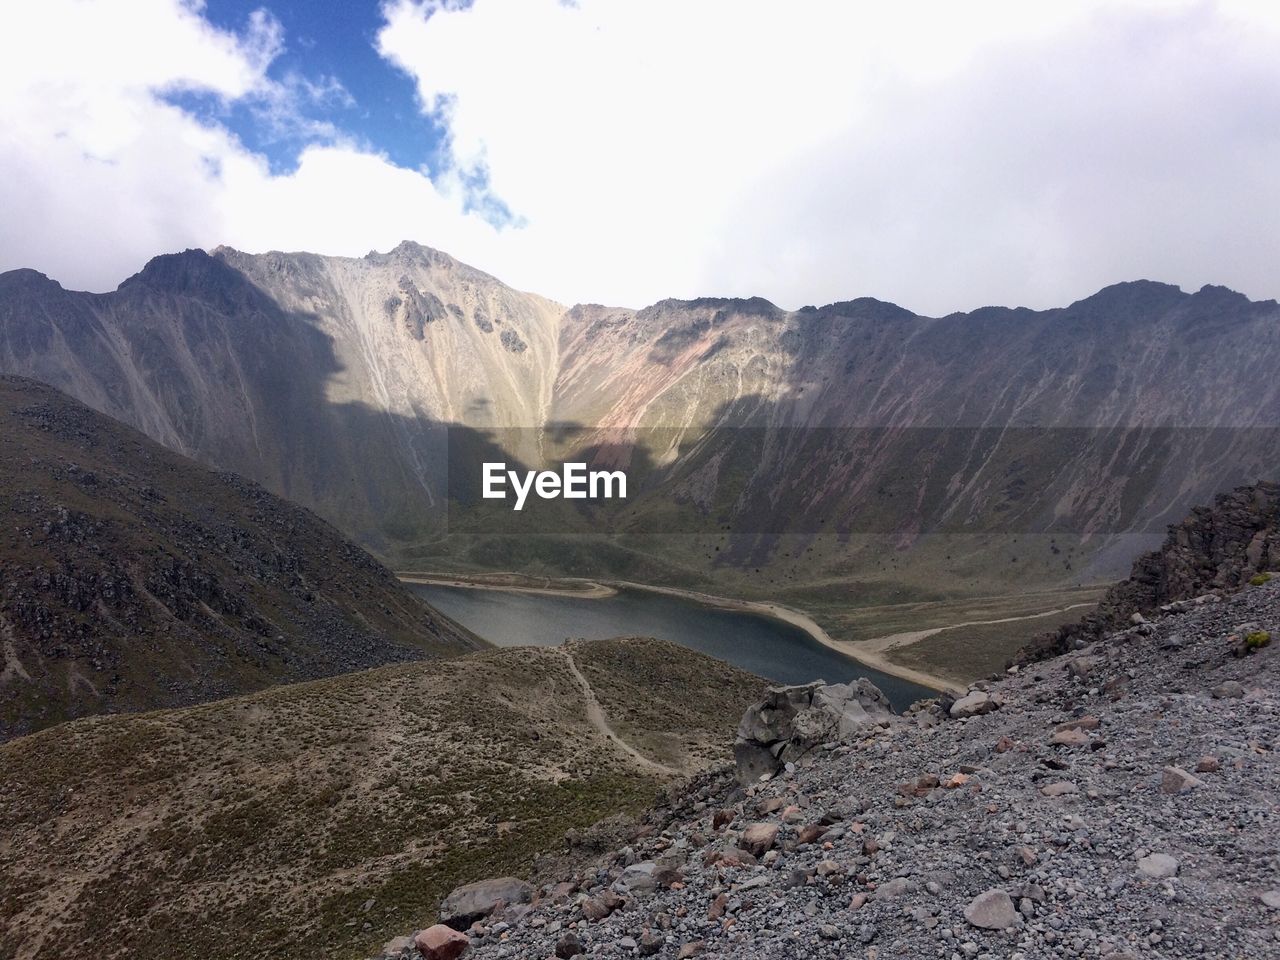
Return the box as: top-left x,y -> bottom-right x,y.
1,0 -> 1278,315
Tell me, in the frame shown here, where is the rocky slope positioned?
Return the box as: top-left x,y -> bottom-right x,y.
2,247 -> 1278,595
380,578 -> 1280,960
0,376 -> 482,739
0,637 -> 765,960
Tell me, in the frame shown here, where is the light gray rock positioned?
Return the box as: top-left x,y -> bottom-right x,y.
1211,680 -> 1245,699
616,861 -> 658,895
734,679 -> 892,783
1137,853 -> 1180,879
439,876 -> 534,930
964,889 -> 1018,930
950,691 -> 1001,718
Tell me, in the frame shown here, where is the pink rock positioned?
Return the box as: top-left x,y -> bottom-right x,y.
1051,728 -> 1089,747
1160,765 -> 1204,794
415,924 -> 470,960
741,822 -> 779,856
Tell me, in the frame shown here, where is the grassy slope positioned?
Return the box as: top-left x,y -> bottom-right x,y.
568,638 -> 767,771
0,638 -> 761,960
879,600 -> 1101,686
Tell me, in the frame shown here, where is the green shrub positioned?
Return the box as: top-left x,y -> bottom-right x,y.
1249,572 -> 1273,586
1245,630 -> 1271,650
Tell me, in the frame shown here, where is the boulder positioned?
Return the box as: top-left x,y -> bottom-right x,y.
1160,766 -> 1204,795
616,861 -> 658,895
874,877 -> 910,900
581,889 -> 623,921
964,889 -> 1017,929
733,679 -> 892,783
741,822 -> 779,856
414,925 -> 470,960
1050,728 -> 1089,747
638,930 -> 664,955
949,690 -> 1001,718
1137,853 -> 1179,879
554,932 -> 584,958
439,877 -> 533,930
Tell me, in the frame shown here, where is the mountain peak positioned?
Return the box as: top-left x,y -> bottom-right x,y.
122,247 -> 230,289
1069,278 -> 1188,311
0,267 -> 63,293
812,296 -> 917,320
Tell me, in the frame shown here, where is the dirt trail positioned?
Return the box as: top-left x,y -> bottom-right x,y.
559,646 -> 679,777
857,601 -> 1099,656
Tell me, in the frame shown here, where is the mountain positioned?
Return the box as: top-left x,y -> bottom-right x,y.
0,637 -> 764,960
0,245 -> 562,554
0,376 -> 483,740
381,553 -> 1280,959
3,245 -> 1279,600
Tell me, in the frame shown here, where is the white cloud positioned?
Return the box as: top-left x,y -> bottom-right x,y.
0,0 -> 500,293
376,0 -> 1280,312
1,0 -> 1278,314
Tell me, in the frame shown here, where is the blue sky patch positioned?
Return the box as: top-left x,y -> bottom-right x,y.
178,1 -> 450,179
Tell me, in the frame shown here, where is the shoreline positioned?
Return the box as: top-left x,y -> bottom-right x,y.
607,579 -> 964,696
398,572 -> 617,599
398,570 -> 963,696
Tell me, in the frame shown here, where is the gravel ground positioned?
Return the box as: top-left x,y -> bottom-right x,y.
382,579 -> 1280,960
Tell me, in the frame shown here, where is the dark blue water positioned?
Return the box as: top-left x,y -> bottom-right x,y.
408,583 -> 933,710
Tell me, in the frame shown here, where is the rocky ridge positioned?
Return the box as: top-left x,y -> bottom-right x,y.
378,578 -> 1280,959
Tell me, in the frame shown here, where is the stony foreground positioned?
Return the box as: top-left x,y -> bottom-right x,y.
380,578 -> 1280,959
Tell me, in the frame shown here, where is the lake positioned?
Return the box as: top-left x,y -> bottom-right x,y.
407,582 -> 934,710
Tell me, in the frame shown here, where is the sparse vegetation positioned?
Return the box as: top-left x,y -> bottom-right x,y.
1246,630 -> 1271,650
1250,572 -> 1273,586
0,638 -> 759,960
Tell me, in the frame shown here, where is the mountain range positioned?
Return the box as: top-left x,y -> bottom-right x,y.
2,243 -> 1278,601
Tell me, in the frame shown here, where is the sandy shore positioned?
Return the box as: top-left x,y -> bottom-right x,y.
398,572 -> 617,599
399,570 -> 962,696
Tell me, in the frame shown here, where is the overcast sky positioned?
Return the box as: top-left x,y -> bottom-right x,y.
1,0 -> 1278,314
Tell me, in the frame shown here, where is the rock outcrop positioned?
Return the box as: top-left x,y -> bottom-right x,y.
733,679 -> 893,784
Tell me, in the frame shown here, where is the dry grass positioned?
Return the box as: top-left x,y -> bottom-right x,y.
568,637 -> 767,771
0,638 -> 761,960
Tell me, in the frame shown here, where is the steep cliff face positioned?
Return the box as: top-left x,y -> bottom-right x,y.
0,377 -> 482,739
1017,481 -> 1280,663
2,245 -> 1278,586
